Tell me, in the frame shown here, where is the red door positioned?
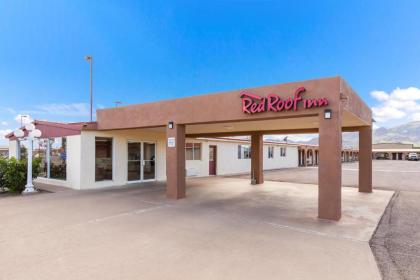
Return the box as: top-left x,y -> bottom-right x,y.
209,145 -> 217,175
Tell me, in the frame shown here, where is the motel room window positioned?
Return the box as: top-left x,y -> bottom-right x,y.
185,143 -> 201,160
280,146 -> 287,157
34,137 -> 67,180
238,145 -> 251,159
268,146 -> 274,158
95,137 -> 113,181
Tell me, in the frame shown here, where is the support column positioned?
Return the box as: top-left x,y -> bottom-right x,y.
303,149 -> 307,166
318,111 -> 342,221
166,124 -> 186,199
359,126 -> 372,193
251,133 -> 263,184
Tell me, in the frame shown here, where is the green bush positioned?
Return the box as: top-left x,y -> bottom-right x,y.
0,158 -> 7,191
0,157 -> 42,193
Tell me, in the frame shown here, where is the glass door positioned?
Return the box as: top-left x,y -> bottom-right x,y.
127,141 -> 156,182
127,142 -> 141,181
142,142 -> 156,181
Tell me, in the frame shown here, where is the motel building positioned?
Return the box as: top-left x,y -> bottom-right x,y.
6,77 -> 372,221
372,142 -> 420,160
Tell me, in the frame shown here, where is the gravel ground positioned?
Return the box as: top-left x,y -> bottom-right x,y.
370,191 -> 420,280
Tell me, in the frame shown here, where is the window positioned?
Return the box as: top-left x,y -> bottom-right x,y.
95,137 -> 113,181
280,146 -> 287,157
185,143 -> 201,160
238,144 -> 251,159
34,137 -> 67,180
50,137 -> 67,179
268,146 -> 274,158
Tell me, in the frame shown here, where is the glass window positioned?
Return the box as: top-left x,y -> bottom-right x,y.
34,139 -> 48,178
185,143 -> 201,160
268,146 -> 274,158
280,146 -> 287,157
127,142 -> 141,181
95,137 -> 113,181
238,144 -> 251,159
50,137 -> 67,180
33,137 -> 67,180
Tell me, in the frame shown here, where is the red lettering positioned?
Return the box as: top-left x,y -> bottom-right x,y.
285,98 -> 293,110
293,87 -> 304,111
257,98 -> 266,113
267,94 -> 279,112
276,99 -> 285,111
318,98 -> 328,106
240,87 -> 329,114
242,98 -> 253,114
250,102 -> 258,113
304,99 -> 318,108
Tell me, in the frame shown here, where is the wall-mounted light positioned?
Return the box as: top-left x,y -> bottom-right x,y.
168,121 -> 174,129
324,109 -> 332,119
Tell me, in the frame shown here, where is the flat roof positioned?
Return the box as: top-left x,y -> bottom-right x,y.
96,77 -> 372,137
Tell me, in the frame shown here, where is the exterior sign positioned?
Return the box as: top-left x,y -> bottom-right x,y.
167,137 -> 175,147
240,87 -> 329,114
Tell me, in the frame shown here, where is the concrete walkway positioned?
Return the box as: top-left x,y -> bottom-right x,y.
0,177 -> 392,280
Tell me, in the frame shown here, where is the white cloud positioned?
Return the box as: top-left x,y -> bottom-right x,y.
14,114 -> 33,125
371,87 -> 420,126
0,129 -> 12,141
34,103 -> 90,116
1,121 -> 8,126
371,91 -> 389,102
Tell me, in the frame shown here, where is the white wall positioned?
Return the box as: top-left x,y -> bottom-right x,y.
185,139 -> 299,177
8,140 -> 19,159
35,135 -> 82,189
79,130 -> 166,190
31,131 -> 299,190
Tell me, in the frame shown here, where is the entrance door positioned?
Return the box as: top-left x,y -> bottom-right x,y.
209,145 -> 217,175
142,142 -> 156,180
127,141 -> 156,182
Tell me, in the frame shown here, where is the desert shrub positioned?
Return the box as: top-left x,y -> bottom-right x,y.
0,158 -> 7,191
1,157 -> 42,193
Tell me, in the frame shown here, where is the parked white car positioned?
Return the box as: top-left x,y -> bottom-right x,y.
407,153 -> 419,161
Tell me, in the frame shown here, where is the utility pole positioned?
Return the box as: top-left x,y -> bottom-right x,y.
84,55 -> 93,122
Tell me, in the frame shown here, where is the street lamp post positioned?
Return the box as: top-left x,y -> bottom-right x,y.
13,123 -> 42,194
85,55 -> 93,122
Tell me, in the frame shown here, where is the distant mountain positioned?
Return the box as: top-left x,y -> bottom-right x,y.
290,121 -> 420,148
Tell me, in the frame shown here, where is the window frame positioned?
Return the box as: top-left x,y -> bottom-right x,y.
238,144 -> 251,159
185,142 -> 202,161
268,146 -> 274,159
95,137 -> 114,182
280,146 -> 287,157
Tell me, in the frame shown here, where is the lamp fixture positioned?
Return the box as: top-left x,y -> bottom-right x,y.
324,109 -> 332,119
168,121 -> 174,129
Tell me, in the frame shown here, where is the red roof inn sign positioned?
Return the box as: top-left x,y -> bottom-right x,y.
240,87 -> 329,114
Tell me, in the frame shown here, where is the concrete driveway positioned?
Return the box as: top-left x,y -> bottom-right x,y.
0,177 -> 392,280
230,160 -> 420,279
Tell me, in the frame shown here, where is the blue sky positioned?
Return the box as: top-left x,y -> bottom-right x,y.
1,0 -> 420,143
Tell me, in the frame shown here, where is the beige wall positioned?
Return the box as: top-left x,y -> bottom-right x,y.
373,143 -> 414,149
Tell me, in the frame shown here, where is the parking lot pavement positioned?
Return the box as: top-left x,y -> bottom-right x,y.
229,160 -> 420,279
229,160 -> 420,192
0,178 -> 389,280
